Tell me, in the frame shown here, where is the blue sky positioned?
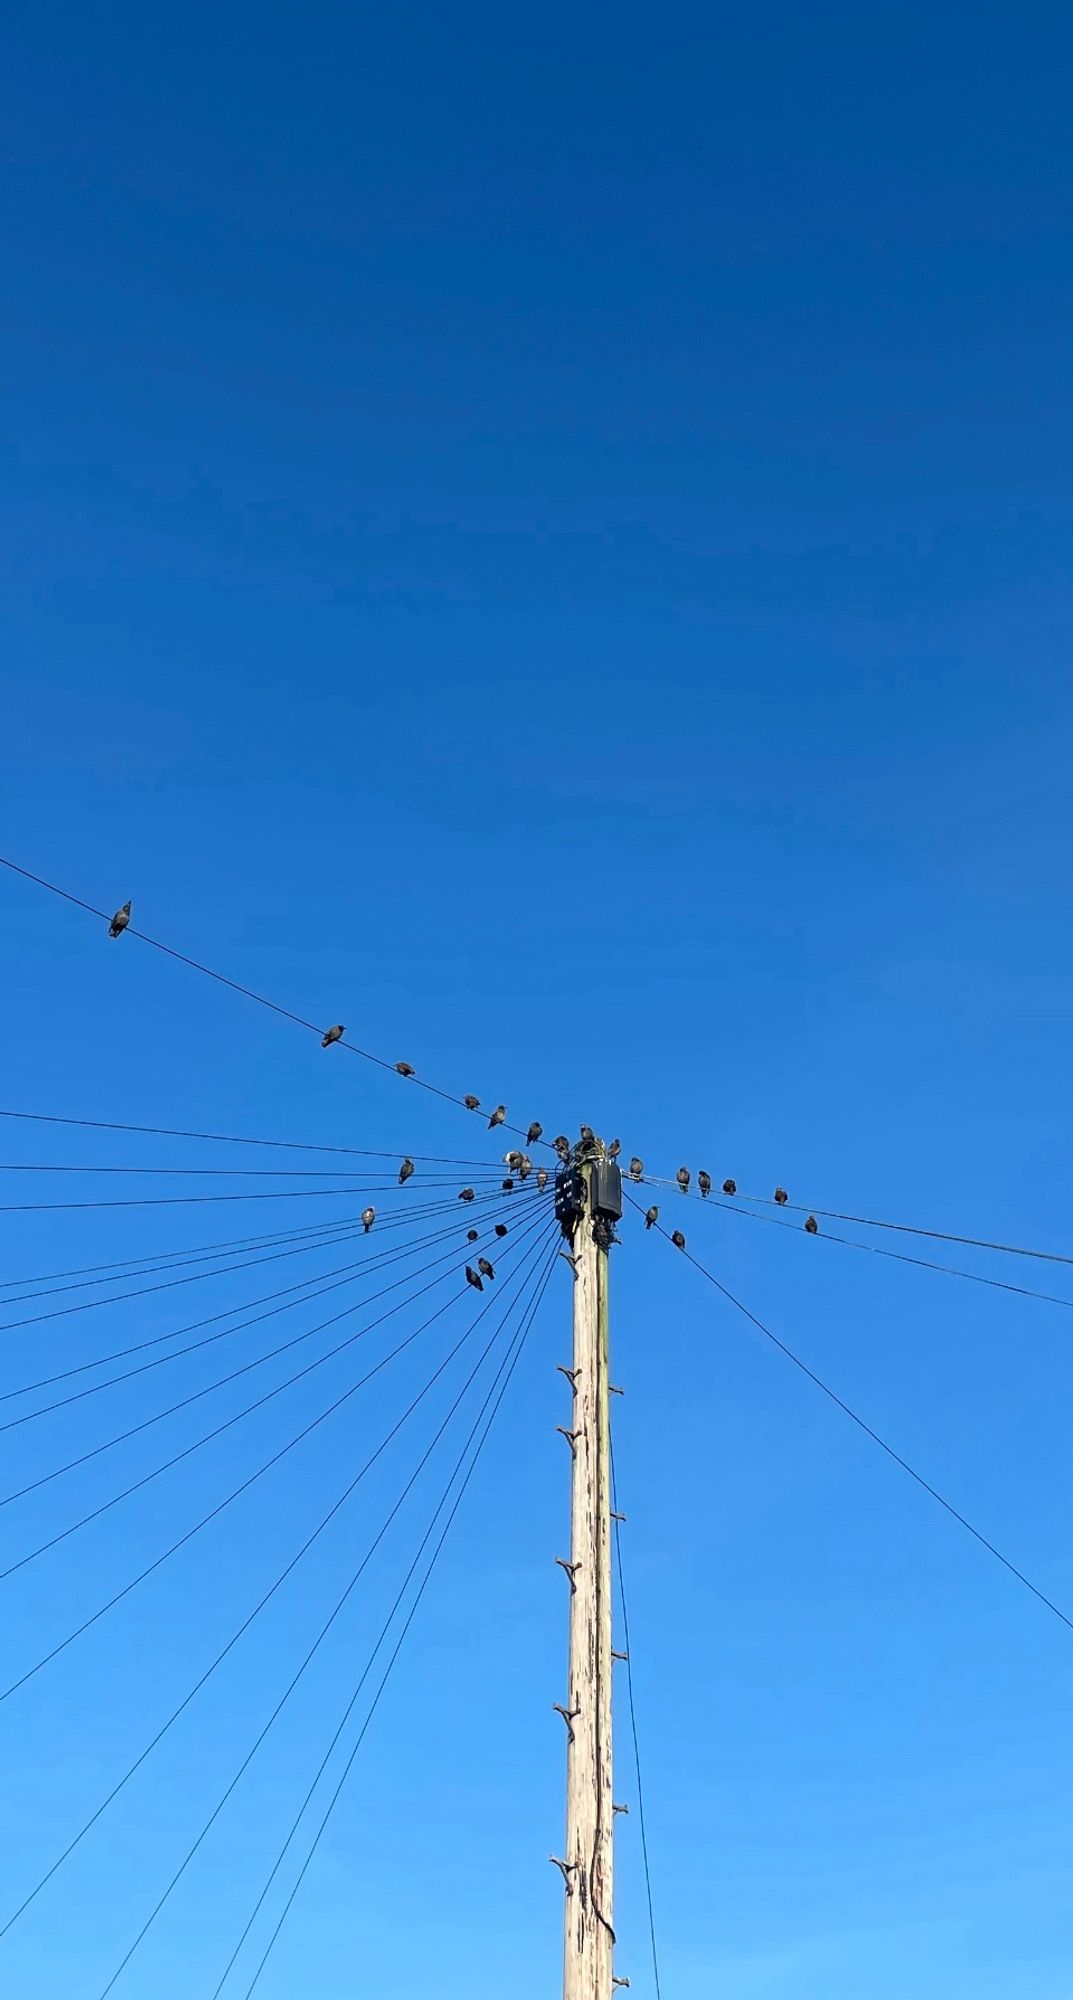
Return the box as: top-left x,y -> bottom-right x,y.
2,2 -> 1073,1994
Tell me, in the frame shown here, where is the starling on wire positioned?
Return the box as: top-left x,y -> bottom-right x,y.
502,1178 -> 514,1192
553,1135 -> 571,1162
629,1157 -> 644,1181
722,1179 -> 737,1196
579,1124 -> 595,1145
536,1167 -> 548,1191
607,1139 -> 621,1160
774,1187 -> 788,1206
478,1257 -> 495,1280
463,1095 -> 480,1111
458,1187 -> 475,1203
467,1228 -> 478,1242
495,1223 -> 508,1238
518,1156 -> 532,1181
109,901 -> 131,939
676,1167 -> 690,1194
804,1215 -> 819,1235
488,1104 -> 507,1130
399,1158 -> 415,1185
644,1205 -> 659,1230
671,1229 -> 686,1250
526,1121 -> 543,1146
504,1150 -> 523,1171
321,1025 -> 344,1048
698,1170 -> 712,1198
395,1061 -> 415,1078
361,1207 -> 375,1234
465,1265 -> 484,1292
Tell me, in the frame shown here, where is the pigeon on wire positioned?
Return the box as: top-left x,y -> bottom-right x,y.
395,1061 -> 415,1078
553,1136 -> 571,1162
458,1186 -> 475,1203
109,901 -> 131,939
671,1229 -> 687,1250
774,1187 -> 789,1206
804,1215 -> 819,1234
478,1257 -> 495,1280
722,1179 -> 737,1195
488,1105 -> 507,1130
465,1265 -> 484,1292
464,1095 -> 481,1111
399,1158 -> 415,1185
526,1121 -> 543,1146
698,1171 -> 712,1199
321,1025 -> 345,1048
644,1205 -> 659,1230
361,1207 -> 375,1234
629,1157 -> 644,1181
676,1167 -> 691,1194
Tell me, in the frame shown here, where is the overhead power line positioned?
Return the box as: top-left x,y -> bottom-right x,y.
0,1105 -> 520,1167
629,1193 -> 1073,1640
0,858 -> 553,1150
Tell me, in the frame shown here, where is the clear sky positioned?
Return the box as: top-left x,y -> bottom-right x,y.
2,3 -> 1073,1996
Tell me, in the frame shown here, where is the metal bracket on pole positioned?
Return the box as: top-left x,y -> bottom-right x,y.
555,1556 -> 580,1592
557,1425 -> 581,1455
549,1855 -> 577,1895
553,1701 -> 581,1743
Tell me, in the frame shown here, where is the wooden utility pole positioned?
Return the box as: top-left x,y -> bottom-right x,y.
554,1150 -> 620,2000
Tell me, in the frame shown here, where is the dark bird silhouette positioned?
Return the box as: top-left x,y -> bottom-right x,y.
458,1187 -> 475,1203
467,1228 -> 479,1242
495,1223 -> 508,1238
478,1257 -> 495,1280
698,1171 -> 712,1199
321,1025 -> 344,1048
395,1061 -> 415,1078
671,1229 -> 686,1250
536,1168 -> 548,1191
804,1215 -> 819,1235
361,1207 -> 375,1233
607,1139 -> 621,1160
109,901 -> 131,939
553,1135 -> 571,1162
644,1205 -> 659,1230
579,1124 -> 595,1145
526,1121 -> 543,1146
722,1179 -> 737,1196
676,1167 -> 691,1194
629,1157 -> 644,1181
502,1178 -> 515,1192
398,1157 -> 415,1185
463,1095 -> 480,1111
774,1187 -> 789,1206
488,1104 -> 507,1130
465,1265 -> 484,1292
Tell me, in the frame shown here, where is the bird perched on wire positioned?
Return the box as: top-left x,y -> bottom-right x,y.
395,1061 -> 415,1078
607,1138 -> 621,1160
465,1265 -> 484,1292
774,1187 -> 788,1206
536,1167 -> 548,1191
697,1170 -> 711,1199
518,1156 -> 532,1181
671,1229 -> 686,1251
722,1178 -> 737,1196
109,900 -> 131,939
361,1207 -> 375,1233
629,1157 -> 644,1181
458,1187 -> 475,1203
488,1104 -> 507,1130
321,1025 -> 344,1048
676,1167 -> 691,1194
644,1205 -> 659,1230
463,1094 -> 480,1112
398,1158 -> 415,1185
478,1257 -> 495,1280
553,1135 -> 571,1162
804,1215 -> 819,1235
526,1121 -> 543,1146
504,1150 -> 523,1171
501,1177 -> 514,1192
495,1222 -> 508,1238
467,1228 -> 479,1242
579,1124 -> 595,1145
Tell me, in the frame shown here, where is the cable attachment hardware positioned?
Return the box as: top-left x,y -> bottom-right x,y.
556,1425 -> 581,1456
553,1701 -> 581,1743
549,1855 -> 577,1894
557,1363 -> 580,1389
555,1557 -> 581,1592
